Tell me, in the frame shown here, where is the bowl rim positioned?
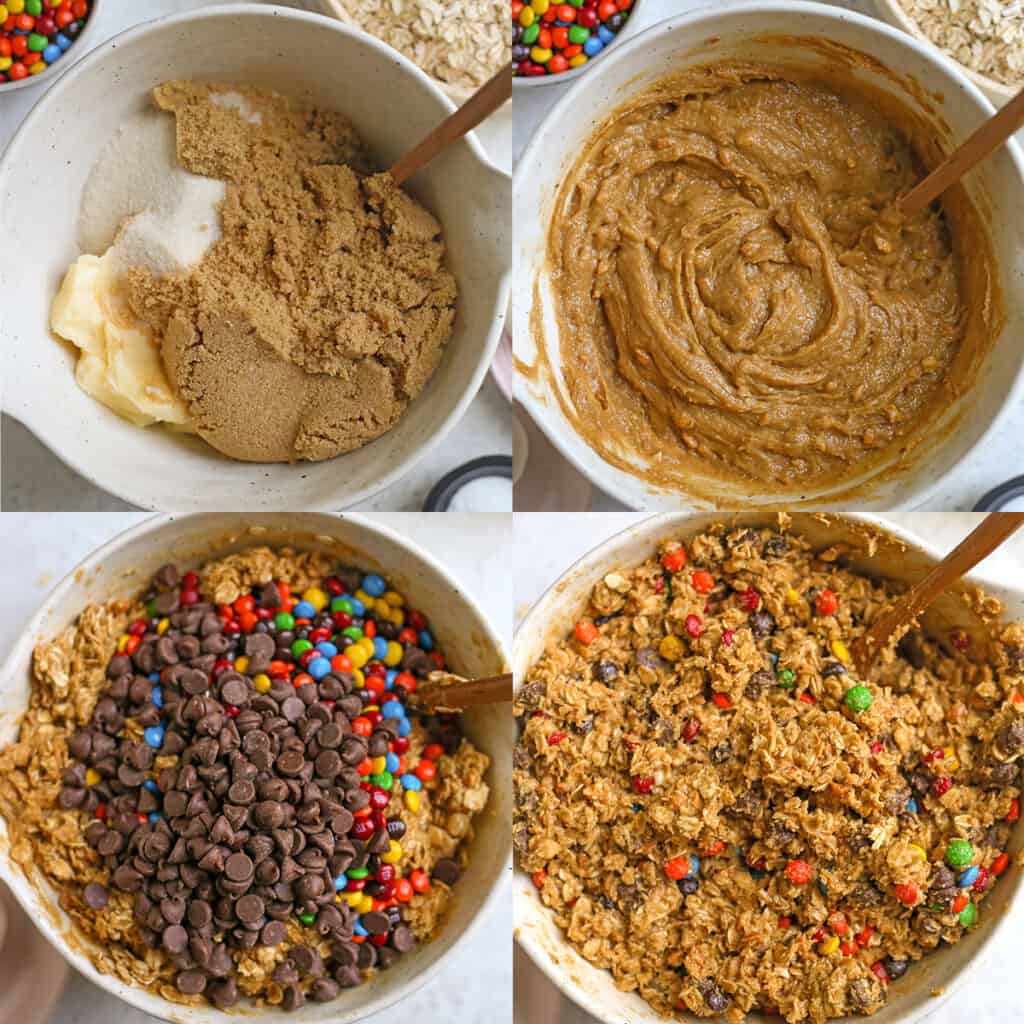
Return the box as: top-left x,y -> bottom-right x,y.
0,1 -> 511,512
868,0 -> 1016,100
0,510 -> 512,1023
512,0 -> 1024,512
0,0 -> 102,94
511,509 -> 1024,1024
512,0 -> 645,89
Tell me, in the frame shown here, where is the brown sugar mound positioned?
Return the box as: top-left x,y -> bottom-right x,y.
127,81 -> 457,463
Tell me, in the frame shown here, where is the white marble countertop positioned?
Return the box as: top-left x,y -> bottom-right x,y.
512,0 -> 1024,513
0,512 -> 512,1024
513,512 -> 1024,1024
0,0 -> 513,513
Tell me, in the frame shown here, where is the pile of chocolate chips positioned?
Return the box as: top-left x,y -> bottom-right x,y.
58,562 -> 456,1010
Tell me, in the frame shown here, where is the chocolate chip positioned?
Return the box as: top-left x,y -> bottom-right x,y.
254,801 -> 286,828
181,669 -> 210,695
273,960 -> 300,986
236,893 -> 265,925
311,978 -> 340,1002
335,963 -> 361,987
111,865 -> 143,892
67,730 -> 93,759
153,591 -> 180,616
162,924 -> 189,953
225,852 -> 254,882
154,563 -> 180,589
282,985 -> 305,1011
270,694 -> 302,721
188,900 -> 213,929
315,750 -> 342,779
362,910 -> 390,934
83,883 -> 109,910
58,786 -> 86,809
884,957 -> 909,979
207,978 -> 239,1009
107,655 -> 133,679
431,858 -> 461,886
221,678 -> 250,707
391,924 -> 415,952
97,831 -> 125,856
339,735 -> 367,765
744,669 -> 774,700
290,944 -> 321,975
176,970 -> 207,995
261,920 -> 287,946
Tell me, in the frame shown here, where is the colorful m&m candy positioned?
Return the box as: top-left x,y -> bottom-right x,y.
512,0 -> 633,78
0,0 -> 90,85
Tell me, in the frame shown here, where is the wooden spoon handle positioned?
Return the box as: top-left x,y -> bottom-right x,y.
389,68 -> 511,186
852,513 -> 1024,676
899,85 -> 1024,216
415,672 -> 514,710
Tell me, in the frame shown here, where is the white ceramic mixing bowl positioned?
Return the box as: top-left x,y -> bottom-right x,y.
0,4 -> 511,510
0,512 -> 512,1023
514,511 -> 1024,1024
513,2 -> 1024,512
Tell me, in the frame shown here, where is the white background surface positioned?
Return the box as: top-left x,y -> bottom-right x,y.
512,0 -> 1024,513
0,512 -> 512,1024
513,513 -> 1024,1023
0,0 -> 514,512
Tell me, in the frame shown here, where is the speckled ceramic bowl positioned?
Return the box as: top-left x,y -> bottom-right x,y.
0,512 -> 512,1023
514,511 -> 1024,1024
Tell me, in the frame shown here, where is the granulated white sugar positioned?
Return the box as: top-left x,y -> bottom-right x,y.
78,108 -> 226,277
448,475 -> 513,511
210,90 -> 264,125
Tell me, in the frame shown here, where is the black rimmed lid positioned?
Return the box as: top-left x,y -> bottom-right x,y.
974,476 -> 1024,512
422,456 -> 513,512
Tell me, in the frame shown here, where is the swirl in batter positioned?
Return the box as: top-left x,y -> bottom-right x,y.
548,62 -> 998,492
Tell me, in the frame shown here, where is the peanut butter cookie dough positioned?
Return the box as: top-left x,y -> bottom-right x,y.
515,523 -> 1023,1023
547,61 -> 999,494
0,549 -> 488,1010
126,82 -> 457,463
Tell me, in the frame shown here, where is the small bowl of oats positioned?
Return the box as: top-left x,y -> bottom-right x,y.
871,0 -> 1020,105
316,0 -> 506,103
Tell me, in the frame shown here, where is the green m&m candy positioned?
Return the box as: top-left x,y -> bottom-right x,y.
945,839 -> 974,868
844,685 -> 873,713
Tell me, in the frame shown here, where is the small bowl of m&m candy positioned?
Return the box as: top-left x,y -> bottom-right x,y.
0,0 -> 96,91
512,0 -> 637,84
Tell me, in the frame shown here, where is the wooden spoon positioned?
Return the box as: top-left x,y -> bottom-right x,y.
851,513 -> 1024,677
389,68 -> 511,186
412,671 -> 514,712
898,85 -> 1024,216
